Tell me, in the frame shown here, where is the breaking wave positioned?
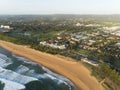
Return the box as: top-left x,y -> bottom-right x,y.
0,46 -> 77,90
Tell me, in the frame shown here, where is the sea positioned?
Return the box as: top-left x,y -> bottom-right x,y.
0,46 -> 77,90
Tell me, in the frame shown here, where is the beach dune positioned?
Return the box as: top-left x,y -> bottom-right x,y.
0,40 -> 103,90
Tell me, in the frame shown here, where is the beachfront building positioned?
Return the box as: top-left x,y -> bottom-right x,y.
40,41 -> 66,50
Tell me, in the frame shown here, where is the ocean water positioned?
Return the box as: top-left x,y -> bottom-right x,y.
0,46 -> 77,90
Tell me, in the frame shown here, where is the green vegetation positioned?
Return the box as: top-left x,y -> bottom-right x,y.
92,64 -> 120,90
0,15 -> 120,90
83,62 -> 120,90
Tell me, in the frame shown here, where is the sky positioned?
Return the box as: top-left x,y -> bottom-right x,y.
0,0 -> 120,15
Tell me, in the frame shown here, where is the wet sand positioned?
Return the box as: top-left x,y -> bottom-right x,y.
0,40 -> 103,90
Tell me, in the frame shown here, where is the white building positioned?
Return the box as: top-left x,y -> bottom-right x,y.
76,23 -> 84,26
0,25 -> 10,29
115,43 -> 120,46
40,41 -> 66,49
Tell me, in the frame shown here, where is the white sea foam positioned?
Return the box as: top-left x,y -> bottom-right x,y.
13,55 -> 38,65
0,67 -> 38,84
15,65 -> 30,74
0,78 -> 25,90
42,67 -> 73,90
0,53 -> 12,67
0,52 -> 75,90
12,55 -> 73,90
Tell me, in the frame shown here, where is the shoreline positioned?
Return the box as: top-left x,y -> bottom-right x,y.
0,40 -> 103,90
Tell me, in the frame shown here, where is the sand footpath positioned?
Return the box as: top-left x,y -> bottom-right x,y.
0,40 -> 103,90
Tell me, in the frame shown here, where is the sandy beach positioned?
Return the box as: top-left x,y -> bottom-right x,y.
0,40 -> 103,90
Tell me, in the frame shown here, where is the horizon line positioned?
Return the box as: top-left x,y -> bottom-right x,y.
0,13 -> 120,16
